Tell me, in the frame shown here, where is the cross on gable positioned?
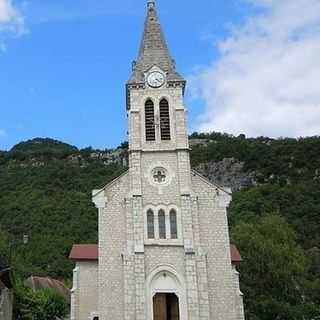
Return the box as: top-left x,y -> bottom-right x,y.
153,170 -> 166,183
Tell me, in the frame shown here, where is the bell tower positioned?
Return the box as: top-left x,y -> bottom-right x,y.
126,0 -> 191,196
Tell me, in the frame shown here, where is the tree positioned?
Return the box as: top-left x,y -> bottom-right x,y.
232,215 -> 319,320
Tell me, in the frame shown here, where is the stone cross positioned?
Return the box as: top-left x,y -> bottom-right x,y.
153,170 -> 166,183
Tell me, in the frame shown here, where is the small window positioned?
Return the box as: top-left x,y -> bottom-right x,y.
170,210 -> 178,239
145,99 -> 156,141
160,99 -> 171,141
93,317 -> 99,320
158,210 -> 166,239
147,210 -> 155,239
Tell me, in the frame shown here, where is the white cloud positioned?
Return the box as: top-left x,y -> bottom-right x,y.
191,0 -> 320,137
0,0 -> 25,35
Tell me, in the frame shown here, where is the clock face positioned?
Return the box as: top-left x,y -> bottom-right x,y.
147,71 -> 165,88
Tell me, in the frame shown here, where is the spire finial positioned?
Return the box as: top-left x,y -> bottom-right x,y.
147,0 -> 155,9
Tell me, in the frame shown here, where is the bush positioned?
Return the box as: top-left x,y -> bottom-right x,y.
14,284 -> 68,320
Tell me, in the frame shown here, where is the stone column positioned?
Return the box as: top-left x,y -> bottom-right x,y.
124,198 -> 136,320
191,197 -> 210,320
181,195 -> 200,319
181,195 -> 194,252
135,253 -> 146,320
129,151 -> 142,196
185,253 -> 200,320
132,196 -> 146,320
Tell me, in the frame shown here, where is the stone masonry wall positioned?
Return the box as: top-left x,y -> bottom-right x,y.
76,261 -> 98,320
99,174 -> 129,320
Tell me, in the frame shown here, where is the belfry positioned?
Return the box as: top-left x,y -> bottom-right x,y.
69,1 -> 245,320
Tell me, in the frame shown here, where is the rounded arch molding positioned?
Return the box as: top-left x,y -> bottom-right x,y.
145,264 -> 188,320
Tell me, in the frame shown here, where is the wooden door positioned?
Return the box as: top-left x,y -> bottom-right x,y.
153,293 -> 167,320
167,294 -> 180,320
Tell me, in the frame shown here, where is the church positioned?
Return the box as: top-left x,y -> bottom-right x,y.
69,1 -> 245,320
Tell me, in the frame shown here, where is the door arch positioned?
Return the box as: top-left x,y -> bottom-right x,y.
146,265 -> 187,320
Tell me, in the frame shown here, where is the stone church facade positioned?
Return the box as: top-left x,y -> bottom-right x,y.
69,1 -> 245,320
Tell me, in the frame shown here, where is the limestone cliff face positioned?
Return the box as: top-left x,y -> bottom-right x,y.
3,136 -> 319,191
196,158 -> 255,192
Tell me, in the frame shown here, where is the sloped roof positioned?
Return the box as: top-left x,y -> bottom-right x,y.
230,244 -> 242,264
69,244 -> 242,264
69,244 -> 99,261
191,169 -> 232,196
128,1 -> 184,84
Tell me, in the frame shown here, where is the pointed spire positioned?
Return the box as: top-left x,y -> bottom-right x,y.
128,0 -> 184,84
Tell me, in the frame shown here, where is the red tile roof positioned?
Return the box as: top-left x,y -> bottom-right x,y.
230,244 -> 242,264
69,244 -> 242,264
69,244 -> 99,261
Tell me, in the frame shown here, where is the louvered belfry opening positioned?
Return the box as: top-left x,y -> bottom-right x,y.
160,99 -> 171,140
145,99 -> 156,141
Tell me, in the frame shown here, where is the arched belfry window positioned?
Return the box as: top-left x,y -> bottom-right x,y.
158,209 -> 166,239
145,99 -> 156,141
170,209 -> 178,239
147,210 -> 155,239
160,99 -> 171,141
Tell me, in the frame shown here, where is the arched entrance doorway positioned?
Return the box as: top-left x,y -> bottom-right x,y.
153,293 -> 180,320
146,266 -> 187,320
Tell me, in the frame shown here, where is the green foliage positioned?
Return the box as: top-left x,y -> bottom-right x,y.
1,134 -> 320,319
0,159 -> 125,278
14,283 -> 68,320
0,227 -> 10,264
11,138 -> 78,154
229,181 -> 320,249
232,215 -> 314,319
230,189 -> 320,319
190,132 -> 320,184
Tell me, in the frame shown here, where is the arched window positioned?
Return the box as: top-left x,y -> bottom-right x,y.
170,209 -> 178,239
160,99 -> 171,141
147,210 -> 155,239
145,99 -> 156,141
158,209 -> 166,239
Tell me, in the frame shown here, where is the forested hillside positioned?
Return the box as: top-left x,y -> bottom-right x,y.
0,134 -> 319,319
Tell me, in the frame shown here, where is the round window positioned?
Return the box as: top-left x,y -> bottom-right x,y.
152,167 -> 168,184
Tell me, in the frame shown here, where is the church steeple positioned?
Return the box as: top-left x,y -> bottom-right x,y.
128,1 -> 184,84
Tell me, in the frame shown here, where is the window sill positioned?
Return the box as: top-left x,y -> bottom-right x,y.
144,240 -> 184,247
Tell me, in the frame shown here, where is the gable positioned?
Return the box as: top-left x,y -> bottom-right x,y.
92,171 -> 129,207
191,169 -> 231,195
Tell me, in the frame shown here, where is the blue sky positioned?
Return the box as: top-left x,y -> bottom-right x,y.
1,0 -> 320,150
0,0 -> 253,150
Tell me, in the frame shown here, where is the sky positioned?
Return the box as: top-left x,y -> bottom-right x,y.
0,0 -> 319,151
